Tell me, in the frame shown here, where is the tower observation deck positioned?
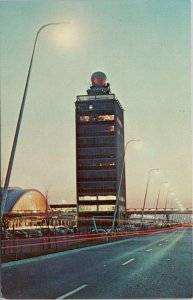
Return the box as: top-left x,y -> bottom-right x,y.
75,72 -> 126,227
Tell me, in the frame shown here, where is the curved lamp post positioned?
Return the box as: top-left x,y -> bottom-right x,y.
1,22 -> 69,221
154,182 -> 168,223
111,139 -> 140,230
141,168 -> 159,224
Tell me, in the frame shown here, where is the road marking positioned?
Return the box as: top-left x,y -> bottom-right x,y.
146,248 -> 152,252
56,284 -> 87,299
165,240 -> 168,242
122,258 -> 135,266
158,243 -> 162,246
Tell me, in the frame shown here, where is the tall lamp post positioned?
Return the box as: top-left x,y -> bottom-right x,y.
163,191 -> 174,223
141,168 -> 159,224
111,139 -> 140,231
154,182 -> 168,223
172,198 -> 178,224
1,22 -> 69,221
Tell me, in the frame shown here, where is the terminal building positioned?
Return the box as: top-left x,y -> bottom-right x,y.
75,72 -> 126,226
1,188 -> 77,230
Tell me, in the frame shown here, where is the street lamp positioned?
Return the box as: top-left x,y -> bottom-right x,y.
172,197 -> 178,223
154,182 -> 168,223
164,191 -> 174,223
111,139 -> 140,230
1,22 -> 69,221
141,168 -> 159,224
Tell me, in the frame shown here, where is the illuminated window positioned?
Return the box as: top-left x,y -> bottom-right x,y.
97,115 -> 114,121
98,205 -> 115,211
98,195 -> 116,200
79,196 -> 97,201
79,115 -> 115,122
78,161 -> 116,169
80,116 -> 90,122
107,125 -> 115,132
79,205 -> 97,212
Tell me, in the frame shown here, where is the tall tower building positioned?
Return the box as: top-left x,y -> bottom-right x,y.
75,72 -> 126,227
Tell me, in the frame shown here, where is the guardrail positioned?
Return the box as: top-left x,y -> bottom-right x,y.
126,208 -> 193,214
2,224 -> 191,262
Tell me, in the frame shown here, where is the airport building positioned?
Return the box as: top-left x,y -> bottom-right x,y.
75,72 -> 126,226
1,188 -> 77,230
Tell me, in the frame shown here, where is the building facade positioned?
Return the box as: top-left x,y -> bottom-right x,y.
75,72 -> 126,227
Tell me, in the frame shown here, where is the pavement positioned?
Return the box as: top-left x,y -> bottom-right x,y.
1,227 -> 193,299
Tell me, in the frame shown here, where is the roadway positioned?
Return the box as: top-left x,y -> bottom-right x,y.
2,227 -> 192,299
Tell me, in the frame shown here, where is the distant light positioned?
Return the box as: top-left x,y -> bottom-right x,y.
51,23 -> 80,49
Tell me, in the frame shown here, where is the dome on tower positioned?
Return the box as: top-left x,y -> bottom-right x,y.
91,71 -> 107,86
87,71 -> 110,95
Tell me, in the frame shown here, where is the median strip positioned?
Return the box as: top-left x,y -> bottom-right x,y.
56,284 -> 87,299
122,258 -> 135,266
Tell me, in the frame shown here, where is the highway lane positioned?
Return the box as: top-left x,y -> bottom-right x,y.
2,227 -> 192,299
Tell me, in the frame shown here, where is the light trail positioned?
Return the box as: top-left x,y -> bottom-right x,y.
1,226 -> 184,250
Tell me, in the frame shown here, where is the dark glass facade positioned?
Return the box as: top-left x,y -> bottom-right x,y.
75,76 -> 126,227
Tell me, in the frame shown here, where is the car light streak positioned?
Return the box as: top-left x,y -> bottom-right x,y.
1,226 -> 183,250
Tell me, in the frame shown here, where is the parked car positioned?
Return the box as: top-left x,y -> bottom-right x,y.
29,229 -> 43,237
120,225 -> 136,232
1,231 -> 13,240
41,228 -> 55,237
13,230 -> 28,239
57,227 -> 74,234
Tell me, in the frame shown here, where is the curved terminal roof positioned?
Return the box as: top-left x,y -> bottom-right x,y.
3,188 -> 48,213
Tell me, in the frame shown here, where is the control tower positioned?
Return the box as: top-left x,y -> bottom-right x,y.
75,72 -> 126,227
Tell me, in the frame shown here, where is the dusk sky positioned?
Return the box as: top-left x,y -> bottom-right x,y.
1,0 -> 191,210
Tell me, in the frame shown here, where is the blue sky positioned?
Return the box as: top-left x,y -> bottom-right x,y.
1,0 -> 191,209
